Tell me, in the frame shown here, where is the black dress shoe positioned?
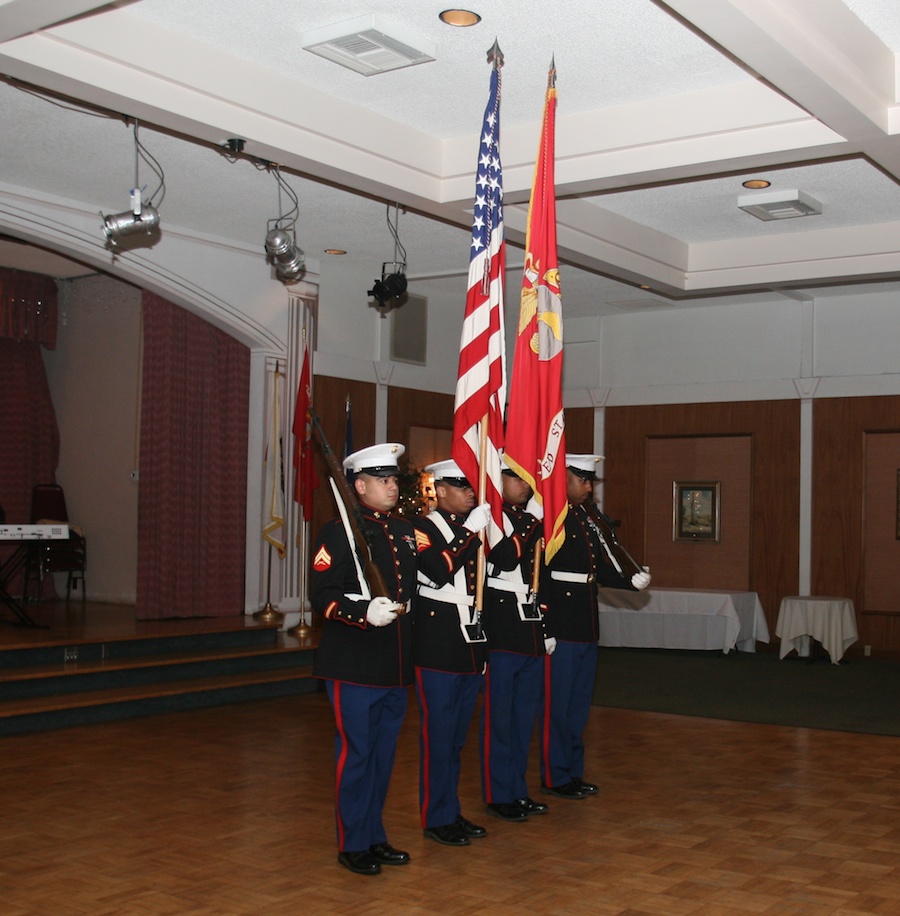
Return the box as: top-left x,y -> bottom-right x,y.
515,796 -> 549,815
455,815 -> 488,838
337,850 -> 382,875
423,823 -> 470,846
369,842 -> 410,865
571,777 -> 599,795
485,802 -> 529,821
541,781 -> 586,799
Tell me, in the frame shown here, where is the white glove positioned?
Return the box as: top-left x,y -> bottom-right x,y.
464,502 -> 491,533
366,596 -> 400,627
525,497 -> 544,520
544,636 -> 557,655
631,566 -> 651,591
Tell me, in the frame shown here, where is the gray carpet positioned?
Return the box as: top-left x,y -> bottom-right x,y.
593,647 -> 900,736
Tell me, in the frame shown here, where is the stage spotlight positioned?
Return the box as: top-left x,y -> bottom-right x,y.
368,203 -> 409,311
265,165 -> 305,283
368,262 -> 407,306
102,202 -> 160,245
265,227 -> 305,281
100,119 -> 164,249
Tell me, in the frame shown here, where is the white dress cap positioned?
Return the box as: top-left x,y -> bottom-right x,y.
565,453 -> 605,480
425,458 -> 469,485
342,442 -> 405,477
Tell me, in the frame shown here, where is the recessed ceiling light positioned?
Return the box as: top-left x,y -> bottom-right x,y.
324,248 -> 347,255
742,179 -> 771,189
439,9 -> 481,27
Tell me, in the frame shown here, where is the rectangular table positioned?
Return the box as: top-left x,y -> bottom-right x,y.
597,587 -> 770,654
775,596 -> 857,664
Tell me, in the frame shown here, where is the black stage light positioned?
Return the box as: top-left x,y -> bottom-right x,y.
368,264 -> 407,305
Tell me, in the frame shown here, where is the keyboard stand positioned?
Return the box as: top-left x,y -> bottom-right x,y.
0,544 -> 42,627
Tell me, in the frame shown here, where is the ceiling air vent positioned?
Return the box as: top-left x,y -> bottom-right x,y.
738,189 -> 822,221
301,15 -> 436,76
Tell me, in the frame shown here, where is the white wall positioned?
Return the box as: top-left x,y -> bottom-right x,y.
814,289 -> 900,384
43,275 -> 142,603
314,257 -> 469,395
559,290 -> 900,408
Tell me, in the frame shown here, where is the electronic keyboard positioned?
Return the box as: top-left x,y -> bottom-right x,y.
0,524 -> 70,540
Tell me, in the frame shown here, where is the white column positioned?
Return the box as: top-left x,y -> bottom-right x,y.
794,296 -> 818,596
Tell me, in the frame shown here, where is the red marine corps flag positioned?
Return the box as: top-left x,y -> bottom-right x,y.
504,59 -> 568,561
292,338 -> 319,521
451,42 -> 507,551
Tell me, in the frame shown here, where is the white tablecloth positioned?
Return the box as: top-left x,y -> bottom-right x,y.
775,596 -> 858,664
597,587 -> 770,654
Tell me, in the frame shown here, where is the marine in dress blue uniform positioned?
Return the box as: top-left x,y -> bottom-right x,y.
480,465 -> 551,821
539,454 -> 651,799
310,443 -> 418,876
412,459 -> 490,847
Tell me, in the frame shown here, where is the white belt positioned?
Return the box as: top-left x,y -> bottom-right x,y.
550,571 -> 594,584
418,585 -> 474,606
486,578 -> 530,596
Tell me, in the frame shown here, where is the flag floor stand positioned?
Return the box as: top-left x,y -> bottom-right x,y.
254,543 -> 284,624
287,612 -> 311,638
253,601 -> 283,624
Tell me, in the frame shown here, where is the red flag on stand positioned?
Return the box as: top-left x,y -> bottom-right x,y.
451,51 -> 507,550
292,342 -> 318,521
504,61 -> 568,562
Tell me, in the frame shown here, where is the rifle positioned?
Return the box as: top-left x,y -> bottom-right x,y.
518,538 -> 544,620
583,502 -> 644,579
308,408 -> 406,613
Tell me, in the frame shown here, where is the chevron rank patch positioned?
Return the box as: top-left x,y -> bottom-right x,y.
415,529 -> 432,552
313,545 -> 332,571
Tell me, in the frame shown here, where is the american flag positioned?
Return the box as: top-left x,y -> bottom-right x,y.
451,56 -> 506,550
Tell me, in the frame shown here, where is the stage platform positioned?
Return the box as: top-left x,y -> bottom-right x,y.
0,601 -> 320,736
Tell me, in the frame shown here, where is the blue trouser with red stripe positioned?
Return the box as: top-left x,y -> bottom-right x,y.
416,667 -> 482,829
481,650 -> 543,804
540,640 -> 597,788
325,680 -> 407,852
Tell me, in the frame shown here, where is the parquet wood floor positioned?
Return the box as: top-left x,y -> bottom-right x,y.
1,691 -> 898,915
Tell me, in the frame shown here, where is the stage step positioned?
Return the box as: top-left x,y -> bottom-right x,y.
0,624 -> 319,736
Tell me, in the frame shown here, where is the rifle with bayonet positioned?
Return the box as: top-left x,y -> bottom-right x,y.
308,408 -> 407,613
583,502 -> 643,578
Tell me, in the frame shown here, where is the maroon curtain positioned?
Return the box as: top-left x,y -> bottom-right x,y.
0,267 -> 58,349
137,293 -> 250,618
0,338 -> 60,594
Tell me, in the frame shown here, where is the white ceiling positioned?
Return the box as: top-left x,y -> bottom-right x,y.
3,0 -> 900,318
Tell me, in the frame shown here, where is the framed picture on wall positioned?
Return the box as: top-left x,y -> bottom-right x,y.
673,481 -> 720,542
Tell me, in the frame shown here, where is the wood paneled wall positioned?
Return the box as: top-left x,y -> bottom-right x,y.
604,401 -> 801,636
813,396 -> 900,653
645,436 -> 752,590
387,386 -> 455,449
565,407 -> 595,453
